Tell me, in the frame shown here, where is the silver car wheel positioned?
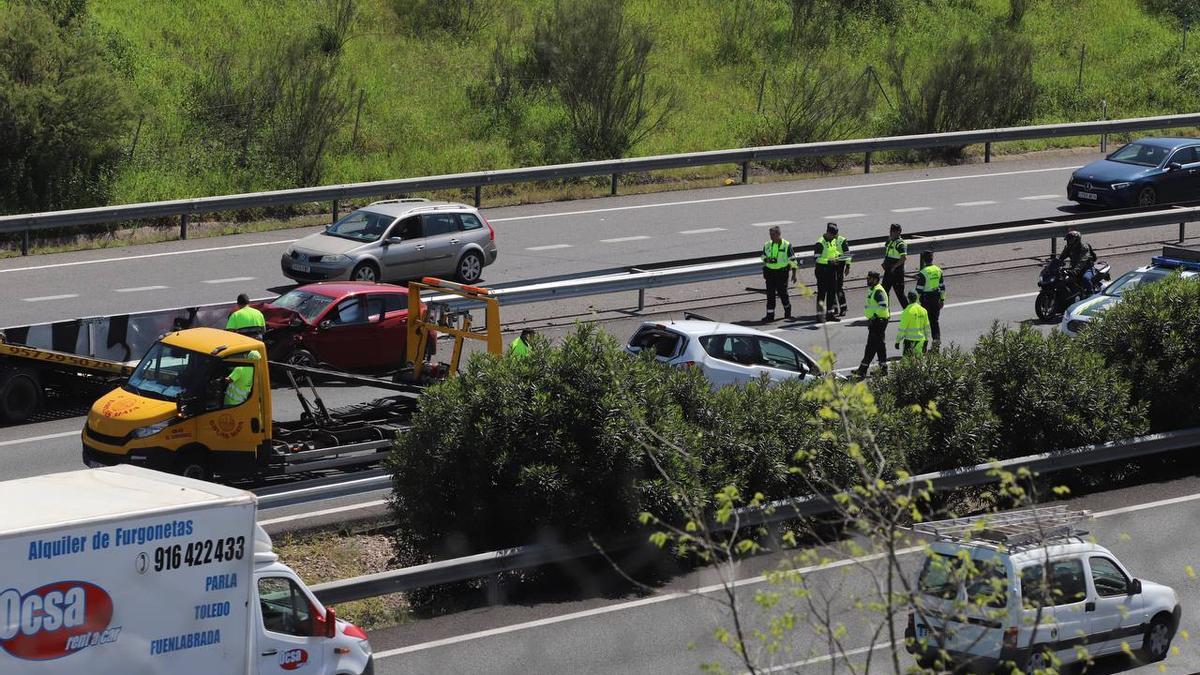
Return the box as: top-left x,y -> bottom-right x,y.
352,262 -> 378,282
458,252 -> 483,283
1149,621 -> 1171,656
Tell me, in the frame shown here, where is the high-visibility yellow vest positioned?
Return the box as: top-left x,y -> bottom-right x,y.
896,303 -> 930,345
227,306 -> 265,332
816,237 -> 837,265
885,238 -> 907,260
917,264 -> 945,300
510,337 -> 531,358
865,284 -> 889,320
763,239 -> 794,270
224,365 -> 254,406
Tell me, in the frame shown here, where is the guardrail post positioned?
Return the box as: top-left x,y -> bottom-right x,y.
741,161 -> 750,184
1051,237 -> 1057,257
864,152 -> 872,174
21,229 -> 30,256
332,199 -> 339,224
984,142 -> 992,163
1181,222 -> 1186,243
474,185 -> 482,208
610,173 -> 619,196
637,288 -> 645,311
180,214 -> 189,240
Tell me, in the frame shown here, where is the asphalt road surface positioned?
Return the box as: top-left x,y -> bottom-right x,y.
0,151 -> 1106,328
366,480 -> 1200,674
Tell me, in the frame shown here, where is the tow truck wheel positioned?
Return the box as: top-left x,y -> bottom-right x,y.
175,448 -> 212,482
0,368 -> 41,424
288,349 -> 318,368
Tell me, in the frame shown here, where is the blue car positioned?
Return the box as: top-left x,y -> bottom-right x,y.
1067,137 -> 1200,207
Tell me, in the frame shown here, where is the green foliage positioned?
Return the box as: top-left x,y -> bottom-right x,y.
974,323 -> 1148,456
1082,274 -> 1200,430
525,0 -> 677,161
390,0 -> 499,34
1141,0 -> 1200,25
886,29 -> 1038,159
0,2 -> 135,213
871,347 -> 999,472
387,325 -> 709,559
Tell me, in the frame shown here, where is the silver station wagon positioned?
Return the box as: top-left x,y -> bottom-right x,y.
281,199 -> 498,284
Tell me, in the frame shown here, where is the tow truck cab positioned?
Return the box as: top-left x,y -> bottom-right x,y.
83,327 -> 273,480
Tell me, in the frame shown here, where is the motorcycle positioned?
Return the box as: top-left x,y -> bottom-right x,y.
1035,258 -> 1111,321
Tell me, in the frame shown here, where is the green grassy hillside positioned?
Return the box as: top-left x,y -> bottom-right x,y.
56,0 -> 1200,203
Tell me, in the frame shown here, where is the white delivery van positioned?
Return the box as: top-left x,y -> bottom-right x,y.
0,465 -> 373,674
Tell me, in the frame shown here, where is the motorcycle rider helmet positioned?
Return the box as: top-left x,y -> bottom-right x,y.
1065,230 -> 1081,243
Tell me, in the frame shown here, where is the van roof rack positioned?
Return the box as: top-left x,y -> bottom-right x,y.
368,198 -> 430,206
914,505 -> 1091,549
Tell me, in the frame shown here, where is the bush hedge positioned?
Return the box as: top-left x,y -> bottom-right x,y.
391,281 -> 1194,559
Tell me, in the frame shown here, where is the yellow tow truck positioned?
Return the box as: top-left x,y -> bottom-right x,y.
81,278 -> 503,481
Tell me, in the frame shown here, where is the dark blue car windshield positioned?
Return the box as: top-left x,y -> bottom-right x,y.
1108,143 -> 1168,168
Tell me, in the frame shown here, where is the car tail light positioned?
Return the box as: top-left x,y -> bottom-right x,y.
482,215 -> 495,241
1002,626 -> 1019,649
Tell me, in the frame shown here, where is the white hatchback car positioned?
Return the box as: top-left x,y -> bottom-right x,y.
624,319 -> 821,387
907,508 -> 1181,672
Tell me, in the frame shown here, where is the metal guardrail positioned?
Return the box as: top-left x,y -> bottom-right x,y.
429,204 -> 1200,310
309,427 -> 1200,604
3,112 -> 1200,252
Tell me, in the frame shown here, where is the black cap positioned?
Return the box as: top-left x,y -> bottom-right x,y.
236,294 -> 250,306
826,222 -> 839,234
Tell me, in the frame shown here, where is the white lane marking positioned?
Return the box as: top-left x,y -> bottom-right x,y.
758,641 -> 897,672
259,499 -> 388,526
679,227 -> 727,235
22,294 -> 78,302
751,220 -> 794,227
823,213 -> 866,219
373,485 -> 1200,659
525,244 -> 573,251
1021,194 -> 1061,200
486,165 -> 1083,222
0,239 -> 296,275
0,430 -> 79,447
600,236 -> 651,243
764,291 -> 1040,333
891,206 -> 932,213
374,546 -> 923,659
202,276 -> 256,284
956,200 -> 998,206
114,285 -> 169,293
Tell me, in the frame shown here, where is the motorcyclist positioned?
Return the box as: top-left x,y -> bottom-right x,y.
1057,230 -> 1098,291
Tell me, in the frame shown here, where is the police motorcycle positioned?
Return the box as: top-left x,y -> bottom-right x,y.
1035,258 -> 1110,320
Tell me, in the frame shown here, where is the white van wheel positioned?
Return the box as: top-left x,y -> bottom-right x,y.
1142,614 -> 1173,662
1026,647 -> 1051,671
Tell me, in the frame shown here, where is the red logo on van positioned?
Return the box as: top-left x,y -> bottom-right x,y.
280,648 -> 308,669
0,581 -> 114,660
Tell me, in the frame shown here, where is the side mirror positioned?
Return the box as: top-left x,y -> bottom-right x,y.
319,319 -> 333,331
177,394 -> 199,418
1169,162 -> 1183,172
323,606 -> 337,638
1128,578 -> 1142,595
385,236 -> 403,245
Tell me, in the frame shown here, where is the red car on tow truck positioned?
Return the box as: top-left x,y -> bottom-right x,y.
258,281 -> 427,372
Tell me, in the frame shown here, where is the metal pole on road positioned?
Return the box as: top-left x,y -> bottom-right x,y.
332,199 -> 339,224
610,173 -> 619,196
180,213 -> 189,240
474,184 -> 482,208
984,142 -> 992,163
741,161 -> 750,184
864,151 -> 872,174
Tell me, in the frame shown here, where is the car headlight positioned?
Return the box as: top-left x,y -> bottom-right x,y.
131,420 -> 170,439
319,254 -> 349,264
1110,182 -> 1132,190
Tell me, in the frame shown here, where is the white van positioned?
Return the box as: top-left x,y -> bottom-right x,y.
0,465 -> 373,675
905,507 -> 1180,671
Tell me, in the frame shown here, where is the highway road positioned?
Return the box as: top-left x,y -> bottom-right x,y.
366,480 -> 1200,674
0,151 -> 1109,328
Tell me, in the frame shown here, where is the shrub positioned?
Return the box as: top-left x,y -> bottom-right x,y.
390,0 -> 499,34
886,30 -> 1038,160
974,324 -> 1147,456
526,0 -> 676,160
870,347 -> 999,473
387,325 -> 709,560
1082,274 -> 1200,430
0,2 -> 135,213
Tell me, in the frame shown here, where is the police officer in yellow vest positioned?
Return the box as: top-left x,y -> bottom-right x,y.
226,294 -> 266,341
915,250 -> 946,347
813,224 -> 840,322
855,270 -> 890,378
881,223 -> 909,308
223,350 -> 260,407
761,225 -> 798,322
895,291 -> 931,355
832,227 -> 851,317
